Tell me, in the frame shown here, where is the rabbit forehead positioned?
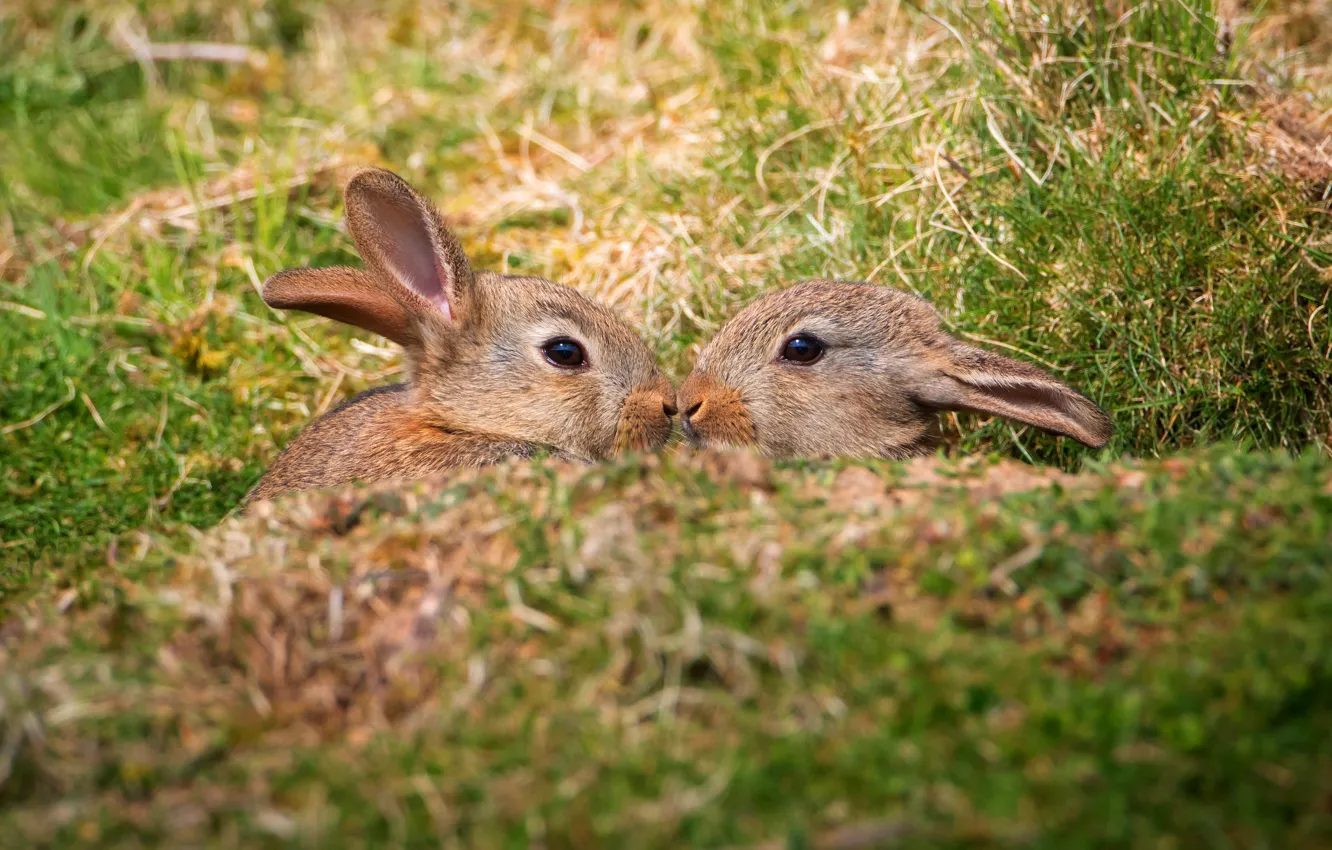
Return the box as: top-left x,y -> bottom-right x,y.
479,274 -> 658,380
699,280 -> 942,378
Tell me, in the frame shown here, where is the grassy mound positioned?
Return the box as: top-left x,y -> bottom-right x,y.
5,447 -> 1332,846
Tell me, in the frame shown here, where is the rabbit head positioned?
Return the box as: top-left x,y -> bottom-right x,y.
676,280 -> 1111,459
262,168 -> 675,464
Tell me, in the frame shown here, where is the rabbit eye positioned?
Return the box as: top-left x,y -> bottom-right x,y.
542,338 -> 587,369
780,334 -> 824,365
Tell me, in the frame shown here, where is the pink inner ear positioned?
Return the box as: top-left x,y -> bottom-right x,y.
374,196 -> 454,320
430,259 -> 454,322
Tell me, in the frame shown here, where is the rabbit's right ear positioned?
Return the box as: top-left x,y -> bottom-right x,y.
263,266 -> 417,346
342,168 -> 476,325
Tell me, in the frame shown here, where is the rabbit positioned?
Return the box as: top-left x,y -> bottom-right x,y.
245,167 -> 675,505
676,280 -> 1112,459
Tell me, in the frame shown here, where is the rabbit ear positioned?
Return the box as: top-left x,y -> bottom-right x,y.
914,342 -> 1113,448
262,267 -> 418,347
342,168 -> 475,324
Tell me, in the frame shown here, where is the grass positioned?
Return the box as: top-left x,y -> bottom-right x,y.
2,0 -> 1332,846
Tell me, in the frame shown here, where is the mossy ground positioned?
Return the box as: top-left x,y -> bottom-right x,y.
3,1 -> 1332,847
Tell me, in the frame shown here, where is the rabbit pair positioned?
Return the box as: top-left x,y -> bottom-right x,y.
247,168 -> 1109,504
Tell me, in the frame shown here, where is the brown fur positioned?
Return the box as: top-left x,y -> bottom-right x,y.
678,280 -> 1112,459
246,168 -> 674,505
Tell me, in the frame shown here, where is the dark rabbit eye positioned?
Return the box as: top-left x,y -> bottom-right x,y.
780,334 -> 824,364
542,338 -> 587,368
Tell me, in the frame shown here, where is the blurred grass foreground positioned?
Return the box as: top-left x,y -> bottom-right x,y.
3,1 -> 1332,847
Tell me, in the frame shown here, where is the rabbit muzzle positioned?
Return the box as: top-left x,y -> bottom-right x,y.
614,374 -> 677,454
676,372 -> 756,449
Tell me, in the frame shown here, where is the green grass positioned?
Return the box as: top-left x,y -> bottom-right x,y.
2,0 -> 1332,846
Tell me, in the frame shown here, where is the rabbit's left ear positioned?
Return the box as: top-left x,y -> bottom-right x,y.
912,342 -> 1113,448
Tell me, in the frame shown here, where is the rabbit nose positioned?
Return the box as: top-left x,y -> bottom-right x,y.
677,372 -> 756,448
677,375 -> 707,438
680,399 -> 705,443
663,401 -> 678,418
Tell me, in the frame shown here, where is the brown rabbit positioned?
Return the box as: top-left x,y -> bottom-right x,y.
677,280 -> 1111,458
246,168 -> 675,504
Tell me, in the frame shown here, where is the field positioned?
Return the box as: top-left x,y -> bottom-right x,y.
3,0 -> 1332,846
